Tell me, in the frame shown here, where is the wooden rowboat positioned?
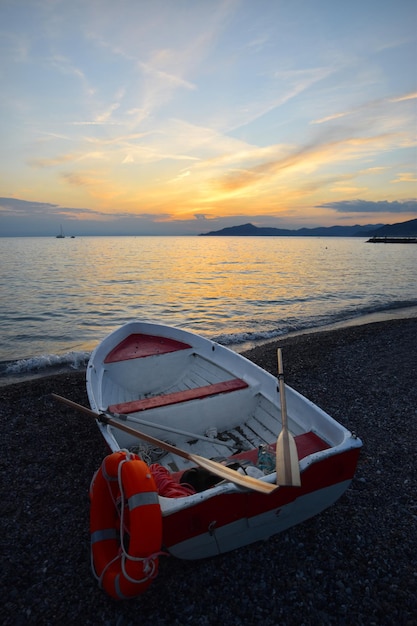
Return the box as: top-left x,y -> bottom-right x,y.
85,321 -> 362,560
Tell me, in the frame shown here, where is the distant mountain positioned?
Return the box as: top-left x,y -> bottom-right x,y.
296,224 -> 383,237
200,222 -> 384,237
365,218 -> 417,237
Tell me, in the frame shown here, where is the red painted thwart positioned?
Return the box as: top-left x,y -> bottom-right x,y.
108,378 -> 249,414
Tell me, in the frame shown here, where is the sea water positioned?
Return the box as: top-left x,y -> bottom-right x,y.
0,236 -> 416,381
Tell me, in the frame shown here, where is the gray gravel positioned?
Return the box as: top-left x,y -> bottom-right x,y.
1,318 -> 416,625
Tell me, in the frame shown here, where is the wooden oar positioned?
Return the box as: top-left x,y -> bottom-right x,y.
275,349 -> 301,487
51,394 -> 277,495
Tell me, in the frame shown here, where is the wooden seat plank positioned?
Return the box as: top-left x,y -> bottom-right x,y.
109,378 -> 249,414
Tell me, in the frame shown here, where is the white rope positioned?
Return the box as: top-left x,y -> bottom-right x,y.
129,443 -> 169,464
97,552 -> 120,589
116,453 -> 161,585
90,450 -> 166,589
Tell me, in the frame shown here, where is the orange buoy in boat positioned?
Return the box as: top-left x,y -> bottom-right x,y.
89,450 -> 163,599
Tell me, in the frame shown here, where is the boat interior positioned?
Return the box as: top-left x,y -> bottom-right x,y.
89,332 -> 343,475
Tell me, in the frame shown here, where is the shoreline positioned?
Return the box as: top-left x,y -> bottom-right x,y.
1,317 -> 416,624
2,304 -> 417,389
236,304 -> 417,353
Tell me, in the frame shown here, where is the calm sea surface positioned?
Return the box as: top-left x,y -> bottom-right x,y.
1,236 -> 416,381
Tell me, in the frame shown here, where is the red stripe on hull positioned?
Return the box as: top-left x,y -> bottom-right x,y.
162,447 -> 360,550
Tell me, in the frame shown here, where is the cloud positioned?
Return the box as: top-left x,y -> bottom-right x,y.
317,199 -> 417,214
390,92 -> 417,103
0,196 -> 175,221
60,172 -> 103,188
312,90 -> 417,125
48,55 -> 87,83
171,169 -> 191,182
46,54 -> 95,98
138,60 -> 197,92
0,197 -> 103,219
70,121 -> 124,126
84,132 -> 150,146
226,65 -> 336,134
95,101 -> 122,123
28,151 -> 109,168
0,198 -> 59,214
210,122 -> 415,198
391,172 -> 417,183
27,154 -> 78,168
211,136 -> 343,194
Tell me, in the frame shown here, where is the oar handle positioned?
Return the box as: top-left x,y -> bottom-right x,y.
277,348 -> 288,430
51,394 -> 190,460
278,347 -> 284,376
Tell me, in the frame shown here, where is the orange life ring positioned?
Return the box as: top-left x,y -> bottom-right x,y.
89,450 -> 163,599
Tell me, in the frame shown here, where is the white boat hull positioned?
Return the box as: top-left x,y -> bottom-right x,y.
167,480 -> 352,560
86,321 -> 362,559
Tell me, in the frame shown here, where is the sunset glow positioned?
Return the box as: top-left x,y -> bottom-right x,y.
1,0 -> 416,235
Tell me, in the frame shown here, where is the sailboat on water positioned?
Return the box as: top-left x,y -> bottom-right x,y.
56,225 -> 65,238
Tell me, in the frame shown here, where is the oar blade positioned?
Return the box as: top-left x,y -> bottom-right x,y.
276,430 -> 301,487
275,348 -> 301,487
191,454 -> 278,494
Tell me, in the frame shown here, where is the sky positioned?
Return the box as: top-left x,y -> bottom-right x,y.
0,0 -> 416,236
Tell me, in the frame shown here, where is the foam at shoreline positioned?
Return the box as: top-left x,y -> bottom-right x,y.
1,305 -> 416,387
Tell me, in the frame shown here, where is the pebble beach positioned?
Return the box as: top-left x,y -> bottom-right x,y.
1,317 -> 416,625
